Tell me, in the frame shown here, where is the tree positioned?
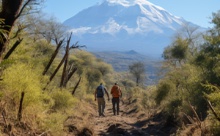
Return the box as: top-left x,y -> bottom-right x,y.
155,11 -> 220,127
162,23 -> 202,68
163,37 -> 188,67
25,14 -> 67,44
128,62 -> 145,86
194,11 -> 220,85
0,0 -> 44,62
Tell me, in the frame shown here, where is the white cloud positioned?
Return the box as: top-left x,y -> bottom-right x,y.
101,18 -> 122,34
136,17 -> 163,33
69,27 -> 91,35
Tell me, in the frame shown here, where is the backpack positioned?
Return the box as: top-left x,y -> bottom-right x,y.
96,85 -> 104,97
111,85 -> 121,97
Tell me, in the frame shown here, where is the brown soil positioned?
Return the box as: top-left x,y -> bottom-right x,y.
90,99 -> 177,136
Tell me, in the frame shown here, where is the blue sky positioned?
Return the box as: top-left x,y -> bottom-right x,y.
43,0 -> 220,28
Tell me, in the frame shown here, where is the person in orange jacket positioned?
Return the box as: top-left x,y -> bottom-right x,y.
111,82 -> 122,115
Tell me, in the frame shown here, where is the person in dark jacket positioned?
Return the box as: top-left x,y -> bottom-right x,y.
94,83 -> 110,117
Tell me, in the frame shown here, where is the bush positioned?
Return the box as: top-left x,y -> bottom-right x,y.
41,112 -> 67,136
155,81 -> 175,105
51,90 -> 77,111
166,98 -> 182,115
0,63 -> 42,110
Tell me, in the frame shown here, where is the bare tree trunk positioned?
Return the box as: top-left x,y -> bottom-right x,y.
42,39 -> 64,75
43,53 -> 67,90
66,67 -> 77,84
206,99 -> 220,122
17,91 -> 25,121
188,101 -> 201,128
3,38 -> 23,59
60,44 -> 69,88
0,0 -> 29,62
72,77 -> 82,95
136,78 -> 139,86
60,34 -> 72,88
1,105 -> 7,126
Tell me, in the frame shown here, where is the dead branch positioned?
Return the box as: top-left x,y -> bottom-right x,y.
43,53 -> 67,90
4,38 -> 23,60
17,92 -> 25,121
60,34 -> 71,88
70,41 -> 86,49
1,106 -> 7,126
187,101 -> 202,128
182,112 -> 194,124
206,99 -> 220,122
42,39 -> 64,75
72,77 -> 82,95
15,0 -> 36,20
67,67 -> 77,83
10,24 -> 28,39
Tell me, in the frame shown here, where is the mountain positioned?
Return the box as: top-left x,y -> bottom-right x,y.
63,0 -> 200,58
93,50 -> 155,71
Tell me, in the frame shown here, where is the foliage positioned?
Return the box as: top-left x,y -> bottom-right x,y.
124,86 -> 156,112
121,79 -> 136,89
95,61 -> 113,76
155,10 -> 220,135
0,19 -> 9,44
129,61 -> 146,86
51,90 -> 77,111
41,112 -> 67,136
21,13 -> 67,45
0,63 -> 42,108
155,80 -> 175,105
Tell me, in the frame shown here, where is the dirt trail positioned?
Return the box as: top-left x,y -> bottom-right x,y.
91,100 -> 175,136
93,101 -> 136,135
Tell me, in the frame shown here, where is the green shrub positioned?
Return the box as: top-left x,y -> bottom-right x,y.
51,90 -> 77,111
0,63 -> 42,109
155,81 -> 175,105
41,112 -> 66,136
166,98 -> 182,115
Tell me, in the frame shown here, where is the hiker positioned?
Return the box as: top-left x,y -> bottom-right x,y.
94,83 -> 110,117
111,82 -> 122,115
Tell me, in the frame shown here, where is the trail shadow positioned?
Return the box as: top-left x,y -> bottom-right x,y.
131,112 -> 178,136
95,99 -> 178,136
126,108 -> 137,115
99,123 -> 148,136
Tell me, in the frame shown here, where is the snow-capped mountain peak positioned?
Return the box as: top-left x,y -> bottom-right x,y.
107,0 -> 133,7
63,0 -> 199,57
107,0 -> 164,11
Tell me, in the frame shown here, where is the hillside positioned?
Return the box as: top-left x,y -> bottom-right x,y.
92,50 -> 162,84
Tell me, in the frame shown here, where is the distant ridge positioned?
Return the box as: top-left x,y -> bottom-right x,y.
126,50 -> 139,55
92,50 -> 161,85
92,50 -> 155,64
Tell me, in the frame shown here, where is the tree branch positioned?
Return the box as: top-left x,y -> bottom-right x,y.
206,99 -> 220,122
